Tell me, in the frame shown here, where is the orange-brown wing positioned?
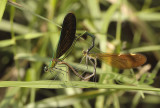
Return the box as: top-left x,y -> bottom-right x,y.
93,53 -> 147,69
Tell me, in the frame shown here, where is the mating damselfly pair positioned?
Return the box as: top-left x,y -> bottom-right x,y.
44,13 -> 147,81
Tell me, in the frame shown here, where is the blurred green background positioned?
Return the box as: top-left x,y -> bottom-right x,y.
0,0 -> 160,108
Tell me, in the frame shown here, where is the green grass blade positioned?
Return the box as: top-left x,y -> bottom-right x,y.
0,0 -> 7,23
0,81 -> 159,91
0,39 -> 15,47
128,45 -> 160,53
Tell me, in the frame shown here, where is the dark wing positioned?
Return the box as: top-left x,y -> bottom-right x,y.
56,13 -> 76,58
94,53 -> 147,69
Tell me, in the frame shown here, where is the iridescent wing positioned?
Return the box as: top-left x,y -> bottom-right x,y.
56,13 -> 76,59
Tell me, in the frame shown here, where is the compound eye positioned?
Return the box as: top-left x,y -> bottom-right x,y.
44,66 -> 48,72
